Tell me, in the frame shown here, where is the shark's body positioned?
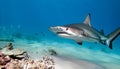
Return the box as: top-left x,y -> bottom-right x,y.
49,13 -> 120,49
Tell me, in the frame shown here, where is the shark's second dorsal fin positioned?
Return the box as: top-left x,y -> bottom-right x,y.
83,13 -> 92,27
100,29 -> 104,35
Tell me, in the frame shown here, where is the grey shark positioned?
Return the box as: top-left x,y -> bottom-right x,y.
49,13 -> 120,49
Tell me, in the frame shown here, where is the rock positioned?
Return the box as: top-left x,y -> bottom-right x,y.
0,43 -> 29,60
48,49 -> 57,56
4,42 -> 13,50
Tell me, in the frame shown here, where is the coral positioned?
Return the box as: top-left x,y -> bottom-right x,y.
0,43 -> 55,69
4,55 -> 55,69
0,53 -> 11,65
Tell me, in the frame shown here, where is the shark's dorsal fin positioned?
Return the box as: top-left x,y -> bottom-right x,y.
83,13 -> 91,27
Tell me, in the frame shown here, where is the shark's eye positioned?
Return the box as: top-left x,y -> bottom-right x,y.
66,27 -> 69,30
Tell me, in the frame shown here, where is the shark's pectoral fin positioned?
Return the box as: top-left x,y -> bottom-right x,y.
77,42 -> 83,45
74,40 -> 83,45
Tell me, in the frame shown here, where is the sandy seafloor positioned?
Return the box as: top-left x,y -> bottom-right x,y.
0,38 -> 120,69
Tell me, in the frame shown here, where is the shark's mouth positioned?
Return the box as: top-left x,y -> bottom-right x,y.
56,32 -> 71,35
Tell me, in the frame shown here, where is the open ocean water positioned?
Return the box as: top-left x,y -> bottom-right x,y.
0,0 -> 120,69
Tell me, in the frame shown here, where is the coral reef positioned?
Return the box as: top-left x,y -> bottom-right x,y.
4,55 -> 55,69
0,53 -> 11,65
0,43 -> 55,69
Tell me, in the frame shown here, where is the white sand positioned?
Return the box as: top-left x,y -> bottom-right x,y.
52,56 -> 104,69
0,41 -> 120,69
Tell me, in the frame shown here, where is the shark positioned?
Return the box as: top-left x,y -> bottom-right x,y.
49,13 -> 120,49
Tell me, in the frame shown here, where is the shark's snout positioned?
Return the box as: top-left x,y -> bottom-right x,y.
49,26 -> 66,33
49,26 -> 72,37
49,27 -> 54,31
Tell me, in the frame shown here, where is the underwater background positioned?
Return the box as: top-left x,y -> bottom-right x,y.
0,0 -> 120,69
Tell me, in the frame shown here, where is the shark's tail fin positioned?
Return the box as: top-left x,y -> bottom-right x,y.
106,27 -> 120,49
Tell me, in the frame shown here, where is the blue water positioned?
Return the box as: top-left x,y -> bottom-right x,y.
0,0 -> 120,67
0,0 -> 120,50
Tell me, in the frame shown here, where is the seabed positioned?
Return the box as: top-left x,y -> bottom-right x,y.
0,36 -> 120,69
